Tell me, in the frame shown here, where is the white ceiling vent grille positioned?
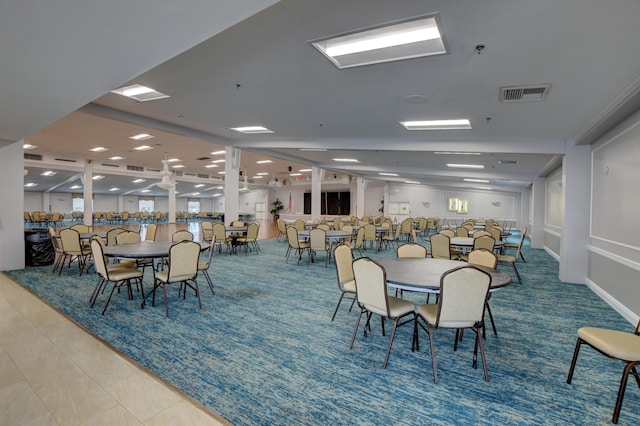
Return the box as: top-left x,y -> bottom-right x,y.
500,85 -> 550,102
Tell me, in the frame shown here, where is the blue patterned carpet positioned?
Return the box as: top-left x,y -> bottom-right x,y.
6,234 -> 640,425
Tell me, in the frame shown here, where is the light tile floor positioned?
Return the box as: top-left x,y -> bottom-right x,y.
0,272 -> 229,426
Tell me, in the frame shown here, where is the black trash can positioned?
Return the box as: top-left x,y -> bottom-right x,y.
25,229 -> 55,266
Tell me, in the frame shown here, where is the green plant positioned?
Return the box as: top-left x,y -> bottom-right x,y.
378,199 -> 384,213
270,198 -> 284,218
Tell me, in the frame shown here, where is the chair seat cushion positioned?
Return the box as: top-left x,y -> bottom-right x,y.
342,279 -> 356,293
197,262 -> 209,270
417,303 -> 477,328
496,254 -> 516,262
109,268 -> 143,281
578,327 -> 640,361
386,296 -> 416,318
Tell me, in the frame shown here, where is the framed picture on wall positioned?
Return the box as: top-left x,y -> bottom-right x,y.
448,198 -> 459,211
389,202 -> 399,214
458,199 -> 468,213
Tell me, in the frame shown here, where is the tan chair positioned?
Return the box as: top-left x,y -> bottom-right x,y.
414,265 -> 492,383
460,236 -> 496,262
309,228 -> 331,267
487,227 -> 502,242
144,223 -> 157,241
89,238 -> 143,315
332,217 -> 341,230
350,257 -> 416,368
380,223 -> 402,250
172,230 -> 194,242
567,319 -> 640,424
197,237 -> 215,295
70,224 -> 90,233
285,226 -> 309,265
106,228 -> 126,246
212,223 -> 231,253
116,230 -> 141,245
349,227 -> 365,257
397,243 -> 428,258
439,229 -> 455,238
473,230 -> 491,239
430,233 -> 456,260
496,228 -> 526,283
49,227 -> 64,274
294,219 -> 306,231
456,227 -> 469,237
276,218 -> 287,242
363,223 -> 377,250
317,223 -> 331,231
143,241 -> 202,317
400,218 -> 414,241
467,248 -> 500,336
58,228 -> 92,275
237,222 -> 260,255
503,227 -> 527,262
201,221 -> 214,242
331,244 -> 356,321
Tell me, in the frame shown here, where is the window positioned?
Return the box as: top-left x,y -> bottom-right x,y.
72,198 -> 85,212
139,199 -> 154,212
187,200 -> 201,213
304,191 -> 351,215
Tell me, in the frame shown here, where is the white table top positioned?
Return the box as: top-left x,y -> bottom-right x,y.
298,229 -> 352,239
450,237 -> 504,247
375,257 -> 511,293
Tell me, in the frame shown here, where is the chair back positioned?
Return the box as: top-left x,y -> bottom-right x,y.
200,237 -> 215,268
435,265 -> 492,328
286,226 -> 303,248
90,238 -> 109,279
201,221 -> 214,242
456,227 -> 469,237
397,243 -> 427,258
317,223 -> 331,231
145,223 -> 158,241
294,219 -> 306,231
167,241 -> 200,281
172,230 -> 194,242
277,219 -> 287,234
245,222 -> 259,240
106,228 -> 126,246
439,229 -> 455,238
232,220 -> 245,227
213,223 -> 227,242
473,230 -> 491,239
352,227 -> 365,249
430,233 -> 452,259
59,228 -> 82,253
363,224 -> 376,242
467,248 -> 498,269
332,217 -> 341,230
310,228 -> 327,250
70,224 -> 90,233
473,235 -> 495,251
352,257 -> 389,317
400,218 -> 413,234
116,231 -> 141,245
487,227 -> 501,241
513,227 -> 527,259
334,244 -> 354,290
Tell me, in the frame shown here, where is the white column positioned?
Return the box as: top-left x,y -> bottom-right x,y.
167,186 -> 176,224
0,140 -> 25,270
83,160 -> 93,227
311,167 -> 323,220
356,177 -> 366,217
42,192 -> 51,213
383,184 -> 390,217
559,141 -> 591,283
530,178 -> 545,249
224,147 -> 240,225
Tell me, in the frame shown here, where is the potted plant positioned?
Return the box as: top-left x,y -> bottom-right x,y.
270,198 -> 284,220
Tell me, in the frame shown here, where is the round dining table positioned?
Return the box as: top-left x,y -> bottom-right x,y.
103,241 -> 209,259
375,257 -> 511,293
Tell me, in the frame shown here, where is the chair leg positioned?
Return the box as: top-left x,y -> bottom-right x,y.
485,300 -> 498,336
511,262 -> 522,283
383,317 -> 401,368
427,322 -> 438,383
331,292 -> 346,321
349,308 -> 365,349
202,270 -> 214,294
474,327 -> 490,382
567,338 -> 584,384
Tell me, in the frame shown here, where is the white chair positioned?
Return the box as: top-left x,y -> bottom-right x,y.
331,244 -> 356,321
309,228 -> 331,267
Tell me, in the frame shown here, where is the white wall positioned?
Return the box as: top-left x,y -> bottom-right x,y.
1,141 -> 25,270
544,167 -> 563,259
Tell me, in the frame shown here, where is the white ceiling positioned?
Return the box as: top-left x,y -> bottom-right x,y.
8,1 -> 640,197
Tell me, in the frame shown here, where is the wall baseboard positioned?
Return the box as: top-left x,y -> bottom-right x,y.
586,277 -> 639,326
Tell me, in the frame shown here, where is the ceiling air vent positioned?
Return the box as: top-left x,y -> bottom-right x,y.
101,163 -> 120,168
500,84 -> 550,102
498,160 -> 519,165
184,172 -> 197,177
24,153 -> 43,161
196,157 -> 211,161
174,171 -> 183,177
55,158 -> 77,162
197,174 -> 209,179
127,165 -> 144,172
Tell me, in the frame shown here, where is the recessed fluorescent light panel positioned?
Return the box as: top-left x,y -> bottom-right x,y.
109,187 -> 120,192
298,169 -> 312,172
400,119 -> 471,130
464,178 -> 490,183
140,189 -> 151,193
447,163 -> 485,169
133,145 -> 154,151
256,160 -> 273,164
40,171 -> 56,176
194,184 -> 205,188
257,172 -> 269,175
89,147 -> 108,152
92,175 -> 105,180
405,181 -> 421,184
172,165 -> 185,169
379,172 -> 399,176
210,150 -> 225,155
310,15 -> 446,69
70,185 -> 82,189
24,183 -> 37,188
129,133 -> 154,141
299,148 -> 327,152
23,144 -> 37,150
212,159 -> 225,164
110,84 -> 170,102
132,179 -> 146,183
205,164 -> 219,168
231,126 -> 274,134
333,158 -> 360,163
109,156 -> 125,160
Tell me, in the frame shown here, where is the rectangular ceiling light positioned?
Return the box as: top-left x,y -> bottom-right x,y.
89,147 -> 108,152
129,133 -> 154,141
231,126 -> 274,134
256,160 -> 273,164
433,151 -> 481,155
447,163 -> 484,169
40,171 -> 56,176
210,150 -> 225,155
333,158 -> 360,163
464,178 -> 490,183
310,15 -> 446,69
110,84 -> 170,102
379,172 -> 399,176
400,119 -> 471,130
132,179 -> 146,183
133,145 -> 154,151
